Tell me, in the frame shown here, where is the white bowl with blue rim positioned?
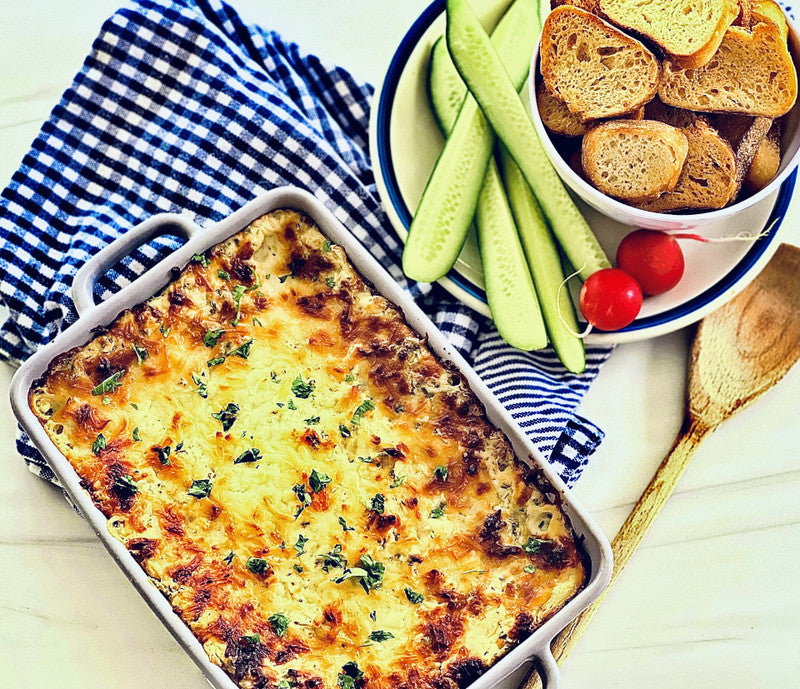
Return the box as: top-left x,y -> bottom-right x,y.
368,0 -> 799,344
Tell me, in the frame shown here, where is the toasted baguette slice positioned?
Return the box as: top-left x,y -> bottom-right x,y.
752,0 -> 788,41
636,118 -> 737,212
744,121 -> 782,193
600,0 -> 739,68
582,120 -> 688,202
537,82 -> 590,136
659,23 -> 798,117
541,7 -> 661,122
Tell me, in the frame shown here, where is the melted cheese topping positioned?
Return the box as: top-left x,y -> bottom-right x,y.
29,210 -> 586,689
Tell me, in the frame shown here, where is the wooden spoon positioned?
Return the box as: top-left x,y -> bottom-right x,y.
524,243 -> 800,689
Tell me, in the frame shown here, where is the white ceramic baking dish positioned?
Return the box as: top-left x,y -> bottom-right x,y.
10,186 -> 612,689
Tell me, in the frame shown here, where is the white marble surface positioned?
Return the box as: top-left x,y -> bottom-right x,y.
1,2 -> 799,688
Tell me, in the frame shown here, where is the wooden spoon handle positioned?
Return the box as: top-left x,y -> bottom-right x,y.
523,417 -> 711,689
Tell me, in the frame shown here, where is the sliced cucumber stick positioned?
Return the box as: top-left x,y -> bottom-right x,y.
477,160 -> 547,350
446,0 -> 610,280
403,0 -> 540,283
500,146 -> 585,371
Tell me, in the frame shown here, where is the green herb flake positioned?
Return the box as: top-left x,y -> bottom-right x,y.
338,517 -> 355,532
234,448 -> 262,465
344,374 -> 355,383
367,630 -> 394,643
240,634 -> 260,644
175,441 -> 184,452
291,374 -> 315,399
389,475 -> 407,489
358,456 -> 374,463
223,551 -> 235,566
370,493 -> 385,515
92,433 -> 107,455
207,356 -> 226,368
91,370 -> 125,396
287,399 -> 297,410
132,427 -> 140,442
231,339 -> 253,359
337,662 -> 364,689
113,474 -> 138,496
524,564 -> 537,574
268,613 -> 289,638
316,544 -> 346,572
203,329 -> 225,348
293,564 -> 304,574
132,344 -> 149,364
101,396 -> 111,405
212,402 -> 240,431
293,534 -> 309,556
154,445 -> 171,465
252,316 -> 263,327
304,415 -> 321,425
231,284 -> 246,326
309,469 -> 332,493
245,557 -> 269,575
351,399 -> 375,426
187,479 -> 213,499
404,587 -> 424,604
430,502 -> 446,519
278,274 -> 292,283
322,240 -> 331,252
433,465 -> 449,481
523,537 -> 547,555
160,325 -> 171,338
292,483 -> 312,519
335,555 -> 384,594
217,270 -> 230,281
192,372 -> 208,398
191,253 -> 209,267
339,424 -> 351,438
326,277 -> 335,289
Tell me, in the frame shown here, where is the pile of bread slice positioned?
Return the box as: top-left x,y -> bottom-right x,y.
537,0 -> 797,212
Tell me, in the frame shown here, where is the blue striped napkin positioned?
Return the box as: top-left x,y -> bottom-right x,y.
0,0 -> 612,489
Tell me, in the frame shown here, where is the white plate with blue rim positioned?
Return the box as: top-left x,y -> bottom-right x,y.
368,0 -> 799,344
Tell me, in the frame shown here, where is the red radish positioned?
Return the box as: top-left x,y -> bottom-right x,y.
579,268 -> 643,331
616,229 -> 685,296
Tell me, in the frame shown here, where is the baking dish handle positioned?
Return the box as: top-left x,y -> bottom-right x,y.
533,645 -> 562,689
71,213 -> 200,316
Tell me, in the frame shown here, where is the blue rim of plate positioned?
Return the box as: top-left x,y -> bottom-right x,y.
373,0 -> 798,334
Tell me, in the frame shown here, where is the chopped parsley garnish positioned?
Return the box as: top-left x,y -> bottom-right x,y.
207,356 -> 226,367
292,483 -> 312,518
92,433 -> 107,455
212,402 -> 240,431
277,681 -> 291,689
293,534 -> 309,556
268,613 -> 289,638
217,269 -> 230,281
132,427 -> 140,442
358,456 -> 374,463
191,252 -> 209,267
367,630 -> 394,643
338,517 -> 355,532
231,338 -> 253,358
291,374 -> 315,399
524,564 -> 537,574
326,276 -> 335,288
369,493 -> 385,514
101,396 -> 111,405
91,370 -> 124,396
293,564 -> 304,573
132,344 -> 149,364
389,475 -> 407,488
234,448 -> 262,465
252,316 -> 263,327
203,329 -> 225,348
337,661 -> 364,689
231,284 -> 246,325
404,587 -> 424,604
151,445 -> 169,465
433,465 -> 449,481
344,374 -> 355,383
523,537 -> 547,555
316,544 -> 346,572
304,415 -> 321,425
430,502 -> 446,519
334,555 -> 385,594
240,634 -> 260,644
175,441 -> 184,453
187,479 -> 213,499
191,372 -> 208,398
351,399 -> 375,426
245,557 -> 269,575
287,399 -> 297,410
223,551 -> 235,566
322,239 -> 332,252
309,469 -> 332,493
278,273 -> 292,283
339,424 -> 351,438
113,474 -> 138,496
160,325 -> 171,338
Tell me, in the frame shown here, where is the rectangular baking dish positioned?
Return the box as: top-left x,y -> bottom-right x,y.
10,186 -> 612,689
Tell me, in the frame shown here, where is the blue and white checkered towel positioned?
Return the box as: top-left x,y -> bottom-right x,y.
0,0 -> 613,489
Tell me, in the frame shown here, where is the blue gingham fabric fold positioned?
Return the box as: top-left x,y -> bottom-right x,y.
0,0 -> 612,489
